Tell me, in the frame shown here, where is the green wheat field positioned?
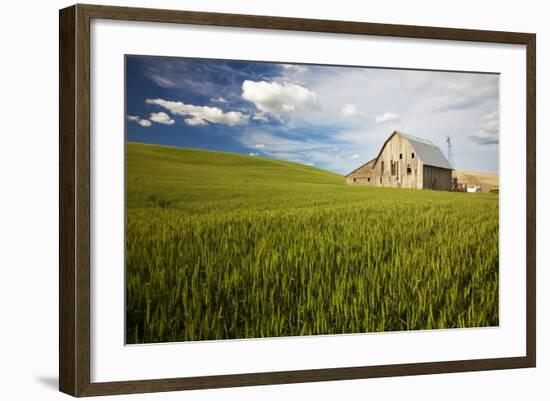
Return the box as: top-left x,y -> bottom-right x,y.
125,142 -> 499,344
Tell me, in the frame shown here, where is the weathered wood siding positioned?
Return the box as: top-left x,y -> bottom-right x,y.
373,133 -> 423,189
422,165 -> 453,190
345,160 -> 376,185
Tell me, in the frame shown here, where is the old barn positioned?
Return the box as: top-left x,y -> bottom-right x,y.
346,131 -> 453,190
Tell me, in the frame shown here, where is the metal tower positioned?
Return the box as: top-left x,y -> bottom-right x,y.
446,136 -> 454,168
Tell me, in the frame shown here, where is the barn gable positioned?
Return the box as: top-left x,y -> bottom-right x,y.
373,131 -> 453,170
345,158 -> 376,177
345,158 -> 376,184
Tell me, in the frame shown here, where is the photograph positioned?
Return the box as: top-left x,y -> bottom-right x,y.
124,55 -> 500,344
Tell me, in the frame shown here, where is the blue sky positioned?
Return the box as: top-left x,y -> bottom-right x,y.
126,55 -> 499,174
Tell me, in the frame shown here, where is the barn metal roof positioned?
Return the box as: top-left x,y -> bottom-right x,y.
398,132 -> 454,170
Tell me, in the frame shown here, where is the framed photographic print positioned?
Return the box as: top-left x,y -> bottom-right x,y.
59,4 -> 536,397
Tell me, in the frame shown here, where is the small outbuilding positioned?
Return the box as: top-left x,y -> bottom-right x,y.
346,131 -> 454,190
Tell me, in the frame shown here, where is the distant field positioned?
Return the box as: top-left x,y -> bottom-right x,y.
454,170 -> 499,192
126,142 -> 499,344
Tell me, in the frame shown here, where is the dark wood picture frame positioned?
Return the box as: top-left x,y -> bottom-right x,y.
59,3 -> 536,397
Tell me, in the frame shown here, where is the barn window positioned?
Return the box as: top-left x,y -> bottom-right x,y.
353,178 -> 356,182
399,153 -> 403,160
390,161 -> 396,176
367,177 -> 371,182
381,161 -> 385,172
407,164 -> 412,175
380,177 -> 382,184
411,152 -> 415,159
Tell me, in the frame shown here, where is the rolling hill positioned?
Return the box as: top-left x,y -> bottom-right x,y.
453,170 -> 499,192
126,141 -> 343,187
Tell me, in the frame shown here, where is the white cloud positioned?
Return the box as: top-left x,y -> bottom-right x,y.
238,130 -> 367,174
241,80 -> 319,117
304,162 -> 315,166
481,110 -> 499,123
404,71 -> 498,113
341,103 -> 360,117
254,144 -> 265,149
470,110 -> 499,145
252,112 -> 269,122
375,112 -> 400,124
249,152 -> 259,156
281,64 -> 308,73
184,117 -> 208,126
149,74 -> 176,88
137,120 -> 152,127
127,115 -> 152,127
211,97 -> 227,103
145,98 -> 248,126
350,154 -> 360,160
149,112 -> 175,125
